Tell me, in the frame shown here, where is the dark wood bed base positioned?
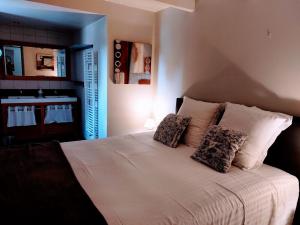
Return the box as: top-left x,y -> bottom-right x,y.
176,98 -> 300,224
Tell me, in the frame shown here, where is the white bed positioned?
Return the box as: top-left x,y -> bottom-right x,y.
61,132 -> 299,225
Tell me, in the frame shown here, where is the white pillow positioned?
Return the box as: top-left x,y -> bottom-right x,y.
178,96 -> 220,148
219,102 -> 292,169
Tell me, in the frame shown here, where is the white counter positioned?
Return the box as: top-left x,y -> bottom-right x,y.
0,97 -> 78,104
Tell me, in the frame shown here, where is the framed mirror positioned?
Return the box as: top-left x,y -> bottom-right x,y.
0,41 -> 69,80
113,40 -> 152,84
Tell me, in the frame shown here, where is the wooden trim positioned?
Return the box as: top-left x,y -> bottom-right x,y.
0,46 -> 5,78
20,46 -> 25,76
65,48 -> 71,81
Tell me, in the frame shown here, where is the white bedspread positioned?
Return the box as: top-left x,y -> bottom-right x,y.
61,132 -> 299,225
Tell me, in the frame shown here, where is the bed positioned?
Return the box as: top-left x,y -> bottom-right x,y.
62,131 -> 298,225
0,98 -> 299,225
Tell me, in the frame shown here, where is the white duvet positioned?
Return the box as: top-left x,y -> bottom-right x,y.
61,132 -> 299,225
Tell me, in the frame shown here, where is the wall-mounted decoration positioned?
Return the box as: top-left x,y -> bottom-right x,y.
113,40 -> 152,84
36,53 -> 54,70
0,41 -> 68,80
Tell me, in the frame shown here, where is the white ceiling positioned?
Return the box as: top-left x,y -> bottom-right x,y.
0,0 -> 103,30
104,0 -> 195,12
105,0 -> 169,12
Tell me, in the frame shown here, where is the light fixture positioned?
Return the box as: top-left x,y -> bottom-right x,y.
104,0 -> 195,12
144,118 -> 156,130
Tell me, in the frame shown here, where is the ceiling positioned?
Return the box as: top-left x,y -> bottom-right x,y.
105,0 -> 170,12
104,0 -> 195,12
0,0 -> 103,30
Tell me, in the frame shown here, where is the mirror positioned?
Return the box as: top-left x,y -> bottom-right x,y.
23,47 -> 66,77
113,40 -> 152,84
0,43 -> 67,79
3,46 -> 23,76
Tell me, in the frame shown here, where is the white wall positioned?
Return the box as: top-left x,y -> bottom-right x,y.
31,0 -> 300,134
154,0 -> 300,120
107,9 -> 154,136
33,0 -> 156,136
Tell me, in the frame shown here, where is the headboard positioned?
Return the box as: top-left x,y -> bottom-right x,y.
176,97 -> 300,223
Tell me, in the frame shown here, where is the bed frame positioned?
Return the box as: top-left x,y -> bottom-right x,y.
176,98 -> 300,224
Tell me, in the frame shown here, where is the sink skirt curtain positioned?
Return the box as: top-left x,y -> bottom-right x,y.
44,104 -> 73,124
7,106 -> 37,127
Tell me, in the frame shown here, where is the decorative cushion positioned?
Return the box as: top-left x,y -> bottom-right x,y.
191,125 -> 247,173
219,103 -> 293,169
154,114 -> 191,148
177,96 -> 221,148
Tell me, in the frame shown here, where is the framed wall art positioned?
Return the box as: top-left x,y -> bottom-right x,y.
113,40 -> 152,84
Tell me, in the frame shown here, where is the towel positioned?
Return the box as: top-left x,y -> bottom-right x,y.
7,106 -> 37,127
45,105 -> 73,124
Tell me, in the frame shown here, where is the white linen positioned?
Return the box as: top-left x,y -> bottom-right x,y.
7,106 -> 36,127
219,102 -> 293,169
61,132 -> 298,225
44,104 -> 73,124
177,96 -> 220,148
